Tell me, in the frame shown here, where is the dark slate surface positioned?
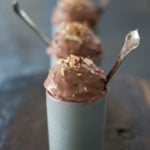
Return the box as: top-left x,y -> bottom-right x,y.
0,0 -> 150,85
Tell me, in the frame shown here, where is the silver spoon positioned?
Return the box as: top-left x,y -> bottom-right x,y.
12,0 -> 50,46
105,29 -> 140,86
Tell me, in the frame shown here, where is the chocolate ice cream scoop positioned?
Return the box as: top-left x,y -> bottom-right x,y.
52,0 -> 101,28
47,22 -> 102,60
44,55 -> 107,102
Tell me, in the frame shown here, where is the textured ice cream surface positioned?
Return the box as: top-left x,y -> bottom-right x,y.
44,55 -> 107,102
52,0 -> 101,28
47,22 -> 102,60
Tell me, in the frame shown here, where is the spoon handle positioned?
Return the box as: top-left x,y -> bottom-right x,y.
12,0 -> 50,46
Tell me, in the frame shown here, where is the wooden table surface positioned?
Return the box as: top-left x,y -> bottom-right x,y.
0,73 -> 150,150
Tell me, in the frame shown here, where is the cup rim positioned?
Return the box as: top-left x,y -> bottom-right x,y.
46,91 -> 105,104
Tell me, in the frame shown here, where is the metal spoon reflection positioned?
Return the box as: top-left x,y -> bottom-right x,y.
105,29 -> 140,86
12,0 -> 50,46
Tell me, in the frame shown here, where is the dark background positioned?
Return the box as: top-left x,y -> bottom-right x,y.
0,0 -> 149,85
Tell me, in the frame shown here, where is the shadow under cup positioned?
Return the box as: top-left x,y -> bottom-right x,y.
46,92 -> 107,150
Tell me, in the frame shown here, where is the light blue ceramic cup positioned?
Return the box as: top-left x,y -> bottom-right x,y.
46,92 -> 107,150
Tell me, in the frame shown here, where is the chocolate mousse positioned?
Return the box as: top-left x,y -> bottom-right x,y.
44,55 -> 107,102
47,22 -> 103,61
52,0 -> 101,28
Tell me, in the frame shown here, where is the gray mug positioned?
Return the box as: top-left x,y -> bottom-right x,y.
46,92 -> 107,150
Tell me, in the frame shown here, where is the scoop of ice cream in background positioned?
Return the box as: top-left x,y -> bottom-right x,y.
47,22 -> 103,61
44,55 -> 107,102
52,0 -> 101,28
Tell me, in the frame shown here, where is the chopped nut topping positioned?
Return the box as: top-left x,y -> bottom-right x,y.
67,55 -> 80,67
61,68 -> 65,76
57,59 -> 64,65
60,22 -> 91,42
69,57 -> 77,67
64,34 -> 82,43
57,55 -> 96,73
77,73 -> 82,76
83,58 -> 94,66
84,86 -> 87,92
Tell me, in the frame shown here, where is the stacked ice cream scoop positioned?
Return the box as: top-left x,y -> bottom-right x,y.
44,1 -> 108,150
47,22 -> 103,66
